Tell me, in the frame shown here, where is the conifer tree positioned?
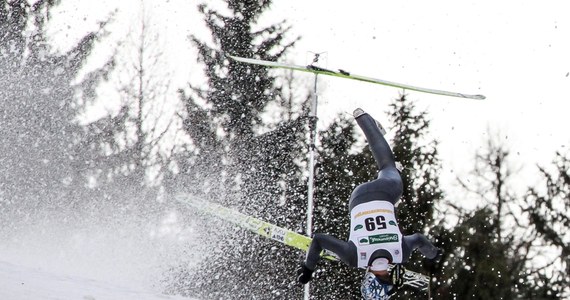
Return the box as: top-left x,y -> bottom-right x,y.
447,134 -> 554,299
524,151 -> 570,298
389,95 -> 443,234
174,0 -> 298,203
446,208 -> 513,299
82,1 -> 174,214
0,0 -> 110,226
166,1 -> 306,298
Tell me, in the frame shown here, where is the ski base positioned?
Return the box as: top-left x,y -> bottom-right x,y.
229,55 -> 485,100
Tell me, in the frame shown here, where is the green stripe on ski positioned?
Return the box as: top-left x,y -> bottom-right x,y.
229,55 -> 485,100
175,194 -> 337,260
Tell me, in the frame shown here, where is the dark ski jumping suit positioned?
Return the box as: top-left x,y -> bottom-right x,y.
304,110 -> 439,271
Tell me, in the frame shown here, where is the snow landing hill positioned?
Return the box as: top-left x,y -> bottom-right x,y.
0,260 -> 193,300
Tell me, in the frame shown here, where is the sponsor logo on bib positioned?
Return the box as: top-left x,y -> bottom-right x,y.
358,234 -> 399,245
355,208 -> 393,218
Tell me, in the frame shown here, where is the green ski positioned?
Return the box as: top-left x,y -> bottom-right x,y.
229,55 -> 485,100
176,193 -> 430,291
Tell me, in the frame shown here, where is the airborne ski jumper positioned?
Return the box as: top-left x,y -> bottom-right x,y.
297,108 -> 442,300
176,193 -> 432,291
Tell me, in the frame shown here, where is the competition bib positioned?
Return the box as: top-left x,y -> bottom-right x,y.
348,200 -> 403,268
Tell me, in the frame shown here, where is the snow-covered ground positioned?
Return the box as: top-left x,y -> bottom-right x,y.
0,209 -> 200,300
0,260 -> 192,300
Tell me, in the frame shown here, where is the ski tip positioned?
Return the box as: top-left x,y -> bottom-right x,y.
228,54 -> 243,62
228,54 -> 254,63
459,94 -> 486,100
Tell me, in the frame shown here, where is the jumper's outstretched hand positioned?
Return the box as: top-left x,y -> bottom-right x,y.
297,264 -> 314,284
389,264 -> 406,287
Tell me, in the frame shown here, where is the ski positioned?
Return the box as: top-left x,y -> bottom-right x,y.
175,193 -> 430,291
229,55 -> 485,100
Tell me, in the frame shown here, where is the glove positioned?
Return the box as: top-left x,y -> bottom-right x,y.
426,248 -> 444,272
432,248 -> 444,264
389,264 -> 406,287
297,264 -> 314,284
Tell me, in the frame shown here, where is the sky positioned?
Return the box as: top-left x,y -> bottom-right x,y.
267,1 -> 570,195
49,0 -> 570,197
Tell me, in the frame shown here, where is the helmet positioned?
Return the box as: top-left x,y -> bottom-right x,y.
360,271 -> 394,300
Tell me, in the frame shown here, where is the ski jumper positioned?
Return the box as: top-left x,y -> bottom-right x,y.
304,111 -> 438,271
